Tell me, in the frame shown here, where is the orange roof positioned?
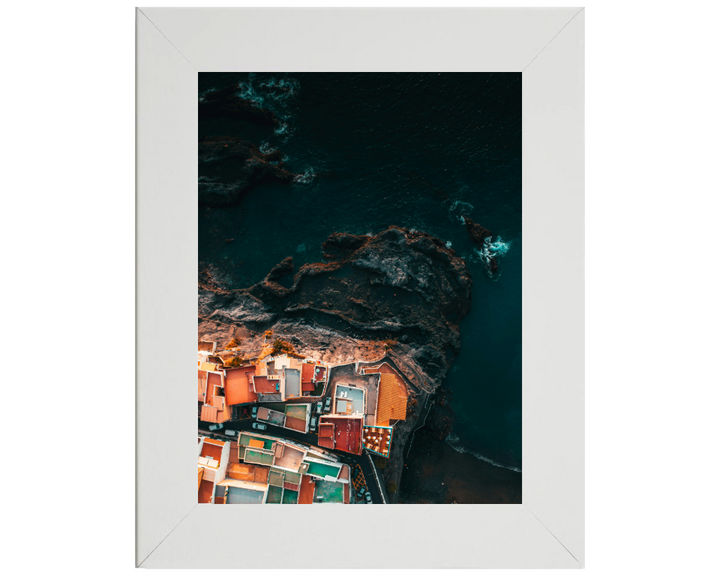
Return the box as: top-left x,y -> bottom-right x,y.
198,467 -> 204,491
225,366 -> 258,405
298,475 -> 315,504
200,439 -> 224,461
248,439 -> 264,449
376,373 -> 408,426
200,404 -> 219,423
226,462 -> 269,484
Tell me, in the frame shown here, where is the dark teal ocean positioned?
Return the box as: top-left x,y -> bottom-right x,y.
199,72 -> 522,471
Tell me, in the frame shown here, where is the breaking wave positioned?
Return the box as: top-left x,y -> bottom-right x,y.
470,236 -> 512,275
293,167 -> 316,184
237,73 -> 299,120
446,433 -> 521,473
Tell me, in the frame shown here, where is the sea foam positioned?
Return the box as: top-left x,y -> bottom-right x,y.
445,433 -> 522,473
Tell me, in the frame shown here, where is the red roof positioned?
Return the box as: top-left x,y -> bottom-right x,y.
301,363 -> 314,384
320,416 -> 363,455
253,375 -> 279,394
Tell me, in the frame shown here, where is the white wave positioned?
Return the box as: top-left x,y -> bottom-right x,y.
448,200 -> 474,223
445,434 -> 521,473
445,241 -> 452,248
293,167 -> 316,184
471,236 -> 512,275
259,142 -> 275,154
296,244 -> 307,253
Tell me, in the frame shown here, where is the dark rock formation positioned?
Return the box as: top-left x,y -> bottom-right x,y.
199,86 -> 279,127
198,136 -> 297,207
463,216 -> 498,274
199,226 -> 471,386
463,215 -> 492,245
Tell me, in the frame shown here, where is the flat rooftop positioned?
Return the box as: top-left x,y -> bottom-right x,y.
328,364 -> 380,425
225,365 -> 258,405
334,384 -> 365,416
284,368 -> 301,398
273,444 -> 304,472
320,415 -> 363,455
226,486 -> 265,505
313,480 -> 344,503
253,375 -> 280,394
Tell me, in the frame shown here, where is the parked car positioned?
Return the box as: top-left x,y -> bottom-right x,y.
310,416 -> 317,432
251,406 -> 258,418
324,396 -> 332,412
315,403 -> 323,415
365,493 -> 372,503
225,429 -> 237,437
208,423 -> 223,431
352,467 -> 360,479
252,422 -> 267,431
357,487 -> 366,498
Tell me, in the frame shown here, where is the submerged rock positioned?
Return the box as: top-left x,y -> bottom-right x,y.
198,136 -> 297,207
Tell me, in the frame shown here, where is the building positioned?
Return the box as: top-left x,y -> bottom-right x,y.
253,354 -> 328,402
198,436 -> 231,504
200,431 -> 351,504
198,361 -> 233,424
361,362 -> 409,427
255,404 -> 311,434
317,415 -> 364,455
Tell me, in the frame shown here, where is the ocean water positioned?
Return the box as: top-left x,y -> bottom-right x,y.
199,72 -> 522,471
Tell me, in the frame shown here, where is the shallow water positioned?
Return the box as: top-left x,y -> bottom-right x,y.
199,72 -> 522,471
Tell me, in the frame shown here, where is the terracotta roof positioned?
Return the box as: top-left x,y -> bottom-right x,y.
298,475 -> 315,504
253,375 -> 279,394
226,462 -> 269,484
200,404 -> 219,423
225,366 -> 258,405
376,373 -> 407,426
200,440 -> 224,461
285,416 -> 306,432
198,479 -> 214,504
301,363 -> 314,384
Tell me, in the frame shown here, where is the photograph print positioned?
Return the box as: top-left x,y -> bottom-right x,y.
196,73 -> 521,505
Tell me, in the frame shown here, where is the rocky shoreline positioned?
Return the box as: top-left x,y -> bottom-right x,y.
198,226 -> 474,501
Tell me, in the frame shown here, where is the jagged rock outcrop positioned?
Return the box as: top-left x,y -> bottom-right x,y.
199,226 -> 471,383
463,216 -> 498,274
198,136 -> 297,207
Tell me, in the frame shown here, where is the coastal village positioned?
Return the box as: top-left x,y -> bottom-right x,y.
197,333 -> 410,504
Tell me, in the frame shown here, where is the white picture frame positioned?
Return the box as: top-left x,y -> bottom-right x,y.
136,7 -> 584,568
